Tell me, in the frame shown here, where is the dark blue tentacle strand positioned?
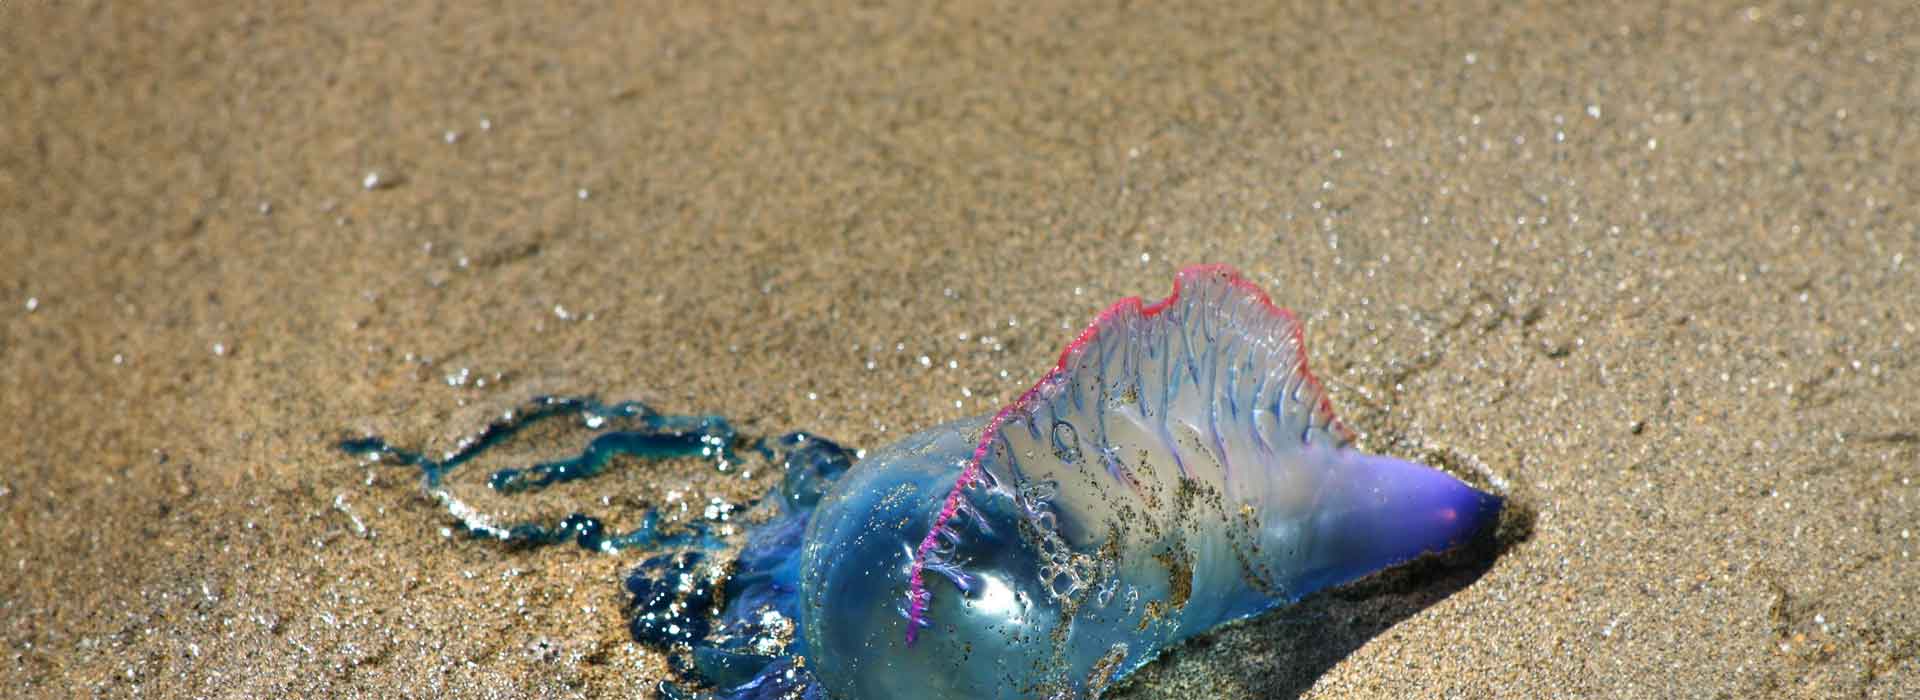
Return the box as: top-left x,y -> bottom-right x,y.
337,397 -> 850,698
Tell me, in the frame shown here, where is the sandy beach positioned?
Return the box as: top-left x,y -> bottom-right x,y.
3,1 -> 1915,697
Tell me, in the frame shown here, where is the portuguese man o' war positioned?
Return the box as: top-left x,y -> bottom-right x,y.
341,265 -> 1505,700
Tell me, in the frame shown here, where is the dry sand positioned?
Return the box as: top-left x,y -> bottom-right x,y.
3,1 -> 1916,698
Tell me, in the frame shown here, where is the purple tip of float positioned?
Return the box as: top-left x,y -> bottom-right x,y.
1303,451 -> 1503,589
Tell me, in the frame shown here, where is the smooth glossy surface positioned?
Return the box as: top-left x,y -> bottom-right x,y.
786,266 -> 1501,699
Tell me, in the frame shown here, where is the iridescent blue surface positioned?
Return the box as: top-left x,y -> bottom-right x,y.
792,426 -> 1500,700
791,267 -> 1502,699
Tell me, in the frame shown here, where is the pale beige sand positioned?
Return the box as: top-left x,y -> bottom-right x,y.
2,1 -> 1916,698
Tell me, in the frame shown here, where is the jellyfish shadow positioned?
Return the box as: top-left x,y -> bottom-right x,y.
1111,500 -> 1535,699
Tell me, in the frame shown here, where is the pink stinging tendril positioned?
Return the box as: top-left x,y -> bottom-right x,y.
902,264 -> 1349,645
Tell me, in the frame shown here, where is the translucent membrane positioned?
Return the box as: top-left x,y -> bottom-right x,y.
797,266 -> 1502,699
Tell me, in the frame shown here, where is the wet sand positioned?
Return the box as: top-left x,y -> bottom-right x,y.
3,1 -> 1916,697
